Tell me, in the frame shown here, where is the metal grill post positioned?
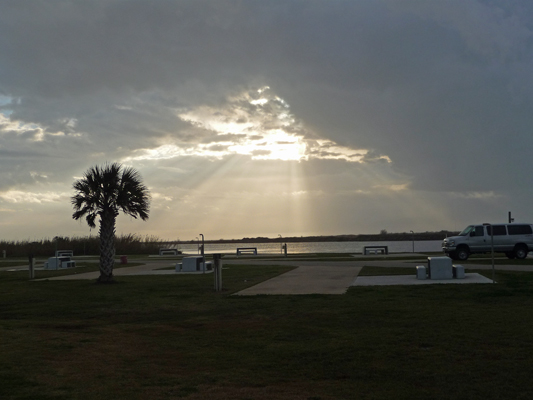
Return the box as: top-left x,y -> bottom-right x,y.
213,253 -> 222,292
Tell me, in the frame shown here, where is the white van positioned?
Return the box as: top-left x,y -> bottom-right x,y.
442,223 -> 533,261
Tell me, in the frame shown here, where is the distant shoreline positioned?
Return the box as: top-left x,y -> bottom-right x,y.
0,231 -> 456,258
179,231 -> 457,245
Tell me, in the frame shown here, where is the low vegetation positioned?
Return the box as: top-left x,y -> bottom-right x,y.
1,258 -> 533,399
0,234 -> 167,258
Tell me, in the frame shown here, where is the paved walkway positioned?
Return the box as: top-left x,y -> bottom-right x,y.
229,258 -> 533,294
235,265 -> 362,295
353,273 -> 494,286
6,255 -> 533,294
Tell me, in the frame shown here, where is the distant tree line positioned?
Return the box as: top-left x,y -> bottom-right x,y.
0,233 -> 164,258
182,230 -> 460,244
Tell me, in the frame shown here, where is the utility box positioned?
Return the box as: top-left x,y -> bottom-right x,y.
428,257 -> 453,280
453,265 -> 465,279
181,256 -> 203,272
177,256 -> 213,272
44,256 -> 75,270
416,265 -> 427,280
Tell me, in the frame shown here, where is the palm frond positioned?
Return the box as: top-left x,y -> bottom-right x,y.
71,162 -> 150,227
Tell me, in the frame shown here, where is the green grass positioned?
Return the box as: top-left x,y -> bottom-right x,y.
458,257 -> 533,265
1,261 -> 533,399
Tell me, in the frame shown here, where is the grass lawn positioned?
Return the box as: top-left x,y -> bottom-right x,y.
1,259 -> 533,399
457,256 -> 533,265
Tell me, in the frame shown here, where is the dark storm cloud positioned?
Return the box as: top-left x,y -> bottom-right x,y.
0,3 -> 523,178
257,0 -> 533,193
1,0 -> 532,238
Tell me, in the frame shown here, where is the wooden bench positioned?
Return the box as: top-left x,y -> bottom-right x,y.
363,246 -> 389,255
237,247 -> 258,256
55,250 -> 73,257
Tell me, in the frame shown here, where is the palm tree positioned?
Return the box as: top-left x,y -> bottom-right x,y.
71,163 -> 150,282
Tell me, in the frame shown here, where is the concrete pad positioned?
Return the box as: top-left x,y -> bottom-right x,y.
235,265 -> 362,295
352,273 -> 493,286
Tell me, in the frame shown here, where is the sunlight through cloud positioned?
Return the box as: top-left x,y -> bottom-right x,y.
126,87 -> 390,164
0,190 -> 69,204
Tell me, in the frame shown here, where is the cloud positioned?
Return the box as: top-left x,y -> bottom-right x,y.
387,0 -> 532,60
0,190 -> 69,204
0,0 -> 532,240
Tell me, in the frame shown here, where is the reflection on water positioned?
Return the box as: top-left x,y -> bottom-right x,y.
173,240 -> 443,255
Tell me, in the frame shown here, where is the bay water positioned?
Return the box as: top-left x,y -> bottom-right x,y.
175,240 -> 443,255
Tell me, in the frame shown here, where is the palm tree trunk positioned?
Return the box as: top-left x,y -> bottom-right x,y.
98,210 -> 116,283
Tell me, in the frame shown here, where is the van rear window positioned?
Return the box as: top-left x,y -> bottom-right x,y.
507,225 -> 533,235
486,225 -> 507,236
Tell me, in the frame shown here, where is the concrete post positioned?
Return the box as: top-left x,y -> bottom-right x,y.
28,254 -> 35,280
490,228 -> 495,283
199,234 -> 205,273
2,250 -> 5,258
483,223 -> 495,283
213,253 -> 222,292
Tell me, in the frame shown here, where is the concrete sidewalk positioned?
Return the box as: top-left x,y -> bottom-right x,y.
353,273 -> 494,286
234,265 -> 362,295
21,257 -> 533,294
231,259 -> 523,294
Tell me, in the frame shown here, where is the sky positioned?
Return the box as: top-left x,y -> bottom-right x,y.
1,0 -> 533,241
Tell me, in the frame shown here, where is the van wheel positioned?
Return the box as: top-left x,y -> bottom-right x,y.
505,252 -> 516,259
514,245 -> 529,260
456,247 -> 469,261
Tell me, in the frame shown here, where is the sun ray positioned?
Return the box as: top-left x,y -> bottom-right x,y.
119,86 -> 397,239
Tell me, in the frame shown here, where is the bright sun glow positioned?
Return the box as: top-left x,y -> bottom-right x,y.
227,129 -> 307,161
124,87 -> 391,164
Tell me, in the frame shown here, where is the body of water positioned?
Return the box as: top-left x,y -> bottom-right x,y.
174,240 -> 443,255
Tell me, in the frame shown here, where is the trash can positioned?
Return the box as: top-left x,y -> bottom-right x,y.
120,255 -> 128,264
